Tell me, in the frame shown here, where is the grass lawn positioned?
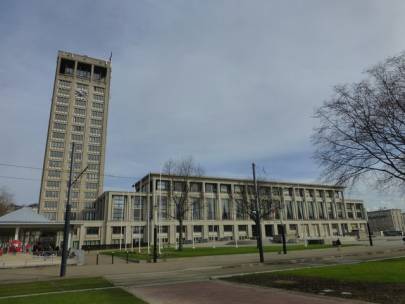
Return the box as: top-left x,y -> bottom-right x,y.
224,257 -> 405,304
0,277 -> 147,304
103,244 -> 351,261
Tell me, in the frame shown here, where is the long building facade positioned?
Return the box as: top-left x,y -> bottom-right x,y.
38,51 -> 111,222
367,209 -> 405,233
69,174 -> 368,248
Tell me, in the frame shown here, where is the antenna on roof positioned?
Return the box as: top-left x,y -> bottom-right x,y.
109,51 -> 112,62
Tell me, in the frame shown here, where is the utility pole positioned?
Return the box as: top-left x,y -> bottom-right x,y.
367,222 -> 374,246
60,143 -> 88,277
252,163 -> 264,263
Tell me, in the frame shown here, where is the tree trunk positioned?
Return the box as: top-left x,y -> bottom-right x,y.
178,219 -> 183,251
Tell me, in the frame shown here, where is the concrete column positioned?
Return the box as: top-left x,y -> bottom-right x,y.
203,224 -> 209,241
218,224 -> 224,240
14,227 -> 20,240
233,224 -> 239,241
247,224 -> 253,238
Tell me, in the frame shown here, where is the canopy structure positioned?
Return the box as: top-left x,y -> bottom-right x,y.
0,207 -> 72,247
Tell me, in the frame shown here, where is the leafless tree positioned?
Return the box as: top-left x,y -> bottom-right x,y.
162,157 -> 204,251
313,53 -> 405,189
0,187 -> 15,216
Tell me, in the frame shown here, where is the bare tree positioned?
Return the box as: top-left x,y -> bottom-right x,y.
0,187 -> 15,216
162,157 -> 204,251
313,53 -> 405,189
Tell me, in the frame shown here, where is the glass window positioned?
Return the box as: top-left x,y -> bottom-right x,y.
190,182 -> 202,192
206,198 -> 217,220
191,198 -> 202,220
86,227 -> 99,235
132,196 -> 144,221
221,199 -> 231,220
112,195 -> 125,220
220,184 -> 231,193
205,183 -> 217,193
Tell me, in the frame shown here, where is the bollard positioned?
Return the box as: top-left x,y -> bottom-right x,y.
96,253 -> 99,265
111,252 -> 114,264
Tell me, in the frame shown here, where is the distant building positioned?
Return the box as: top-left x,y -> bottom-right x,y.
38,51 -> 112,222
367,209 -> 404,233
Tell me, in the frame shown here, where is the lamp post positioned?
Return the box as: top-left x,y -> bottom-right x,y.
252,163 -> 264,263
60,143 -> 88,277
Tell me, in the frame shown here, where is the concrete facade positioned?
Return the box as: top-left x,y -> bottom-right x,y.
367,209 -> 405,233
38,51 -> 111,222
70,174 -> 368,248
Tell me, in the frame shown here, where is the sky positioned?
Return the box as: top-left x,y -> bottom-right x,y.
0,0 -> 404,210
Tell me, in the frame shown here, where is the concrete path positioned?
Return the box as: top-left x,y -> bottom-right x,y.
128,280 -> 372,304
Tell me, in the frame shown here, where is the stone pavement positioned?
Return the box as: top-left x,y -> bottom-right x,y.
128,280 -> 372,304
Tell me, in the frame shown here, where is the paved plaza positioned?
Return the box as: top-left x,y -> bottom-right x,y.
0,239 -> 404,303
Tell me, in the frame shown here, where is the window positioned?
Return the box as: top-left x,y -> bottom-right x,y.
57,87 -> 70,95
193,225 -> 203,233
48,160 -> 62,168
73,116 -> 85,124
133,226 -> 144,234
91,119 -> 102,126
52,132 -> 65,139
220,184 -> 231,193
112,226 -> 125,234
93,66 -> 107,81
50,150 -> 63,158
156,180 -> 170,191
224,225 -> 233,232
86,182 -> 98,189
259,186 -> 270,196
88,154 -> 100,161
46,180 -> 60,188
45,191 -> 59,198
88,145 -> 100,152
191,198 -> 201,220
84,201 -> 95,209
308,202 -> 315,219
59,58 -> 74,75
234,185 -> 243,193
76,62 -> 91,79
88,163 -> 99,171
272,188 -> 281,196
44,201 -> 57,209
86,173 -> 98,180
74,108 -> 85,115
92,102 -> 103,109
55,105 -> 68,113
55,113 -> 67,121
158,196 -> 168,220
58,80 -> 71,88
112,195 -> 125,220
92,110 -> 103,118
173,181 -> 185,192
48,170 -> 61,178
286,201 -> 293,219
190,182 -> 202,192
50,141 -> 64,149
236,199 -> 248,220
43,212 -> 56,220
77,83 -> 88,91
75,99 -> 86,107
86,227 -> 99,235
132,196 -> 145,220
94,87 -> 105,94
205,183 -> 217,193
85,192 -> 96,199
206,198 -> 217,220
297,201 -> 304,219
72,125 -> 84,132
53,122 -> 66,130
89,136 -> 101,143
222,199 -> 231,220
90,127 -> 102,135
71,134 -> 83,141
